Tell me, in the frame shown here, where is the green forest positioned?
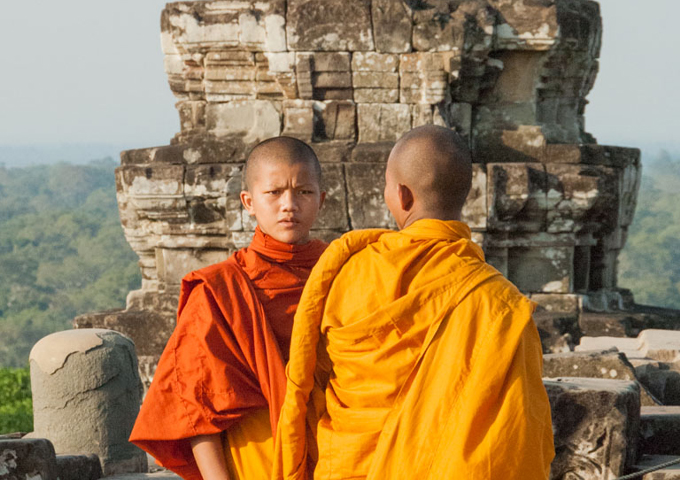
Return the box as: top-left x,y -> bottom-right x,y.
0,159 -> 141,368
0,153 -> 679,370
618,151 -> 680,309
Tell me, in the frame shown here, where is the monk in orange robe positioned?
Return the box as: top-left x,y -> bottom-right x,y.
274,125 -> 555,480
130,136 -> 327,480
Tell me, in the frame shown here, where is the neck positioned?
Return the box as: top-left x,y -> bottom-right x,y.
400,208 -> 462,229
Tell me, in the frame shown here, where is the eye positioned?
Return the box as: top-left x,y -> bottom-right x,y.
266,190 -> 280,195
299,189 -> 315,195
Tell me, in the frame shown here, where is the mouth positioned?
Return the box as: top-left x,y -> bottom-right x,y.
278,218 -> 300,227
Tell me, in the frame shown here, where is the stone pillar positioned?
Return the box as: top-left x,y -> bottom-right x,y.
28,329 -> 147,475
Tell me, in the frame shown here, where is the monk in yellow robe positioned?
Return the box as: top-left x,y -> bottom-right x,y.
130,137 -> 327,480
274,125 -> 555,479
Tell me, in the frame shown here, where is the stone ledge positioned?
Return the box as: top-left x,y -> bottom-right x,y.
640,407 -> 680,456
106,474 -> 180,480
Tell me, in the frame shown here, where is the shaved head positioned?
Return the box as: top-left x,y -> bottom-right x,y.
385,125 -> 472,227
243,136 -> 322,191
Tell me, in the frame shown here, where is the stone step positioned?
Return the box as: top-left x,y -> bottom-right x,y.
106,473 -> 180,480
577,329 -> 680,363
577,330 -> 680,404
632,455 -> 680,479
579,306 -> 680,339
543,348 -> 661,406
577,335 -> 641,358
56,454 -> 102,480
0,438 -> 56,479
640,407 -> 680,456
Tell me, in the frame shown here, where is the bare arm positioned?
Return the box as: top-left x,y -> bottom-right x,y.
190,433 -> 232,480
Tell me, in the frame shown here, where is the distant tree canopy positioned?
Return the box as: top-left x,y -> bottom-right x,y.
618,151 -> 680,309
0,159 -> 141,367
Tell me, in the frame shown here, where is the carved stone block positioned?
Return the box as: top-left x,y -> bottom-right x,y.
533,310 -> 581,353
313,101 -> 356,141
354,89 -> 399,103
296,52 -> 353,100
487,163 -> 548,232
543,349 -> 660,406
206,100 -> 281,142
506,245 -> 573,293
118,165 -> 186,215
56,454 -> 102,480
282,100 -> 315,141
156,248 -> 229,286
350,142 -> 394,163
312,142 -> 353,163
0,439 -> 58,480
357,103 -> 411,143
545,164 -> 619,233
371,0 -> 412,53
315,164 -> 349,230
346,163 -> 394,229
545,378 -> 640,480
461,164 -> 487,230
351,52 -> 399,72
399,52 -> 451,104
639,407 -> 680,456
286,0 -> 374,51
412,0 -> 466,52
352,72 -> 399,89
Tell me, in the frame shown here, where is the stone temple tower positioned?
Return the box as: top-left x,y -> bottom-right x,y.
75,0 -> 680,385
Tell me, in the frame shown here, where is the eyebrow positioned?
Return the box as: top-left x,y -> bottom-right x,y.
261,182 -> 316,189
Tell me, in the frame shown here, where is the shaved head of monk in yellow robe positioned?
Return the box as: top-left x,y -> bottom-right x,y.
273,125 -> 555,480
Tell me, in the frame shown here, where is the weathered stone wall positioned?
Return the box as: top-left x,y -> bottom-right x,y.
76,0 -> 651,381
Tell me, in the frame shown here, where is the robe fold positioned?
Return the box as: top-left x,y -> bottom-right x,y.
129,227 -> 326,480
273,219 -> 554,480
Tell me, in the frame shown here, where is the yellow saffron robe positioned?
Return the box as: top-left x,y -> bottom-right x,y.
273,219 -> 554,480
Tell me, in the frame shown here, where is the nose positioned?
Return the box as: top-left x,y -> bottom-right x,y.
280,190 -> 299,212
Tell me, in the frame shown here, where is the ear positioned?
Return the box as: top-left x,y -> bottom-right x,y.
318,191 -> 327,211
397,183 -> 414,212
240,190 -> 256,215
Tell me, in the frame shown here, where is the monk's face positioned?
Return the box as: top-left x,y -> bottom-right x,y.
241,159 -> 325,244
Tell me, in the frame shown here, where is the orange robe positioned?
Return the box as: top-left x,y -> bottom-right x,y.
274,219 -> 554,480
129,227 -> 326,480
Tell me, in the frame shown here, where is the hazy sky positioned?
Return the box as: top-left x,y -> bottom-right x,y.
0,0 -> 677,157
0,0 -> 176,150
589,0 -> 680,150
